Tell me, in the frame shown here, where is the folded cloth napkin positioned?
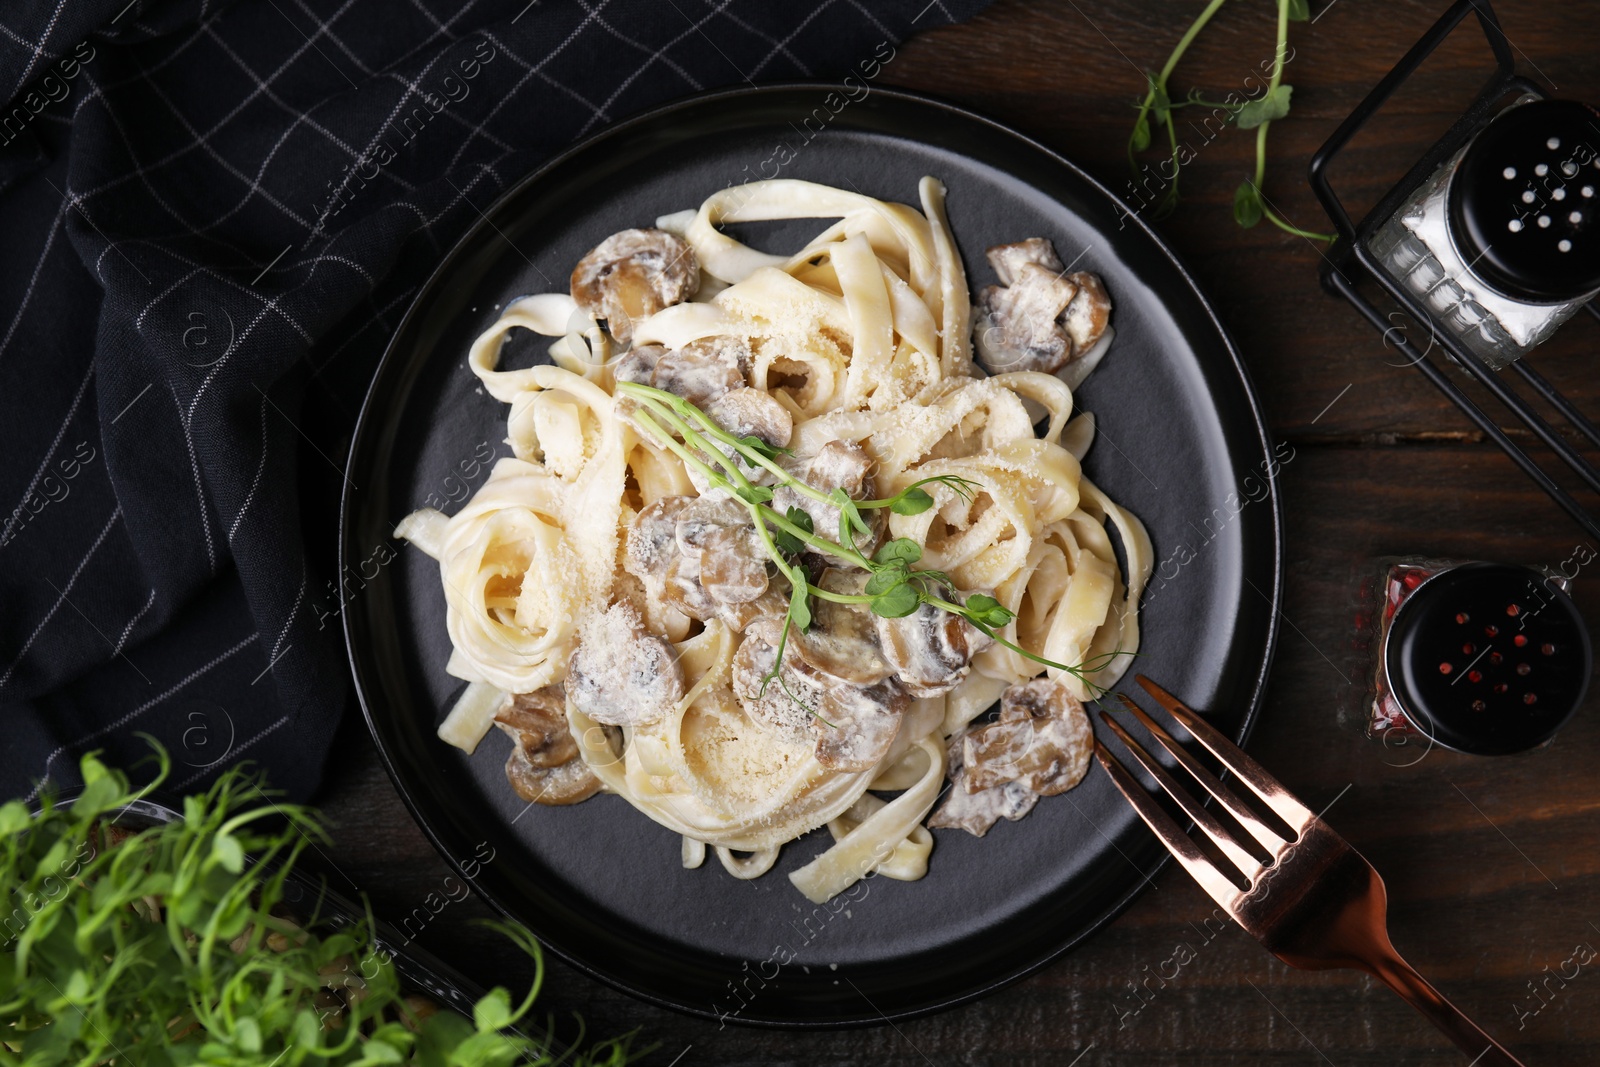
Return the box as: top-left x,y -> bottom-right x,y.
0,0 -> 990,803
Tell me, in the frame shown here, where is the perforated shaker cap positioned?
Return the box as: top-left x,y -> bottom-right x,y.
1448,99 -> 1600,303
1386,563 -> 1591,756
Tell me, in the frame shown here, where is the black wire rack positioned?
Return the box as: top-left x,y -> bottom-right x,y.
1308,0 -> 1600,542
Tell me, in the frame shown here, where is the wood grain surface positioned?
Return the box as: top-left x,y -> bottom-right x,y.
310,2 -> 1600,1063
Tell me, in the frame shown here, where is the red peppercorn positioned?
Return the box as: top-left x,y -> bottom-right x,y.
1439,662 -> 1453,675
1512,634 -> 1528,647
1516,663 -> 1531,676
1523,692 -> 1538,705
1541,643 -> 1555,656
1467,670 -> 1483,684
1506,603 -> 1521,616
1455,612 -> 1470,624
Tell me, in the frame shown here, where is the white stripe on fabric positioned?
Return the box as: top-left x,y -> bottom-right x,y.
0,361 -> 95,547
0,506 -> 123,689
112,587 -> 158,656
23,631 -> 261,803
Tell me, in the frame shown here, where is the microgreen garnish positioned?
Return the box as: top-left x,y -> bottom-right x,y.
873,537 -> 922,568
737,434 -> 791,460
786,561 -> 813,631
890,487 -> 934,515
735,484 -> 774,505
1,744 -> 638,1067
857,474 -> 978,517
618,382 -> 1128,698
1128,0 -> 1334,242
773,506 -> 813,555
964,593 -> 1014,629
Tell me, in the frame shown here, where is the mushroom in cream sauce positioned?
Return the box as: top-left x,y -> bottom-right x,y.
928,676 -> 1093,836
730,615 -> 906,773
788,570 -> 894,687
494,688 -> 601,805
772,439 -> 881,554
624,494 -> 777,626
875,589 -> 987,697
705,387 -> 793,450
570,228 -> 697,345
566,602 -> 684,726
973,238 -> 1111,375
812,679 -> 907,772
654,336 -> 745,407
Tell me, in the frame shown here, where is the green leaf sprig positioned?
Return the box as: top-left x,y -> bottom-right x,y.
0,744 -> 640,1067
1128,0 -> 1334,242
617,382 -> 1127,701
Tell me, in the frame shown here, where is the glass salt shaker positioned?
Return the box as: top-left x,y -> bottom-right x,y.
1368,98 -> 1600,370
1357,558 -> 1591,756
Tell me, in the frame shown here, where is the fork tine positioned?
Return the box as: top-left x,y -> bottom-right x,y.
1135,676 -> 1315,827
1099,711 -> 1265,881
1117,695 -> 1289,854
1092,741 -> 1244,911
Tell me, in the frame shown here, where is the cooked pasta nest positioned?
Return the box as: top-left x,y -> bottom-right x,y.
397,177 -> 1152,904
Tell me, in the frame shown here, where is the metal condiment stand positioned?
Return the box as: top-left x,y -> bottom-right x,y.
1309,0 -> 1600,542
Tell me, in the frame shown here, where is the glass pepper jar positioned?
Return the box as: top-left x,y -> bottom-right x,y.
1358,558 -> 1591,756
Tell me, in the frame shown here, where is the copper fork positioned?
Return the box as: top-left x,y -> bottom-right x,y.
1095,675 -> 1526,1066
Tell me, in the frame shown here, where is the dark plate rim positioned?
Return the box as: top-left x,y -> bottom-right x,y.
340,81 -> 1284,1028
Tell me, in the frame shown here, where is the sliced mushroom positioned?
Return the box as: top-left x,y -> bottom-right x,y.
662,555 -> 720,622
570,228 -> 698,345
672,380 -> 793,497
715,583 -> 790,630
494,688 -> 600,805
623,495 -> 693,596
566,602 -> 684,726
975,271 -> 1076,373
973,237 -> 1112,375
988,237 -> 1062,285
772,440 -> 880,554
962,677 -> 1091,796
674,494 -> 769,609
705,387 -> 793,449
925,734 -> 1039,836
730,616 -> 904,771
496,688 -> 579,766
927,677 -> 1093,836
789,569 -> 894,687
1060,272 -> 1111,357
612,343 -> 664,387
626,490 -> 783,625
696,526 -> 768,604
731,617 -> 827,744
673,493 -> 749,554
876,593 -> 980,697
653,336 -> 745,407
813,679 -> 907,772
805,438 -> 873,495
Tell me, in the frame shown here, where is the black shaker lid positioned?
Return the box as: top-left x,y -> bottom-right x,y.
1448,99 -> 1600,303
1386,562 -> 1590,756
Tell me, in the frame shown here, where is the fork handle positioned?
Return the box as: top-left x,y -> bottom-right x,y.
1370,951 -> 1527,1066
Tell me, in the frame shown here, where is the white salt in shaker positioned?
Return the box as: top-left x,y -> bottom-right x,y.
1368,98 -> 1600,369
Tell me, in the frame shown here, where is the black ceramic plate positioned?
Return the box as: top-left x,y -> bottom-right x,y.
342,85 -> 1282,1027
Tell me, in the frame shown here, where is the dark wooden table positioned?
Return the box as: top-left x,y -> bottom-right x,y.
313,2 -> 1600,1062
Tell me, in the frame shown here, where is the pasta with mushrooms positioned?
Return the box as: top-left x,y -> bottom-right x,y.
396,177 -> 1152,904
